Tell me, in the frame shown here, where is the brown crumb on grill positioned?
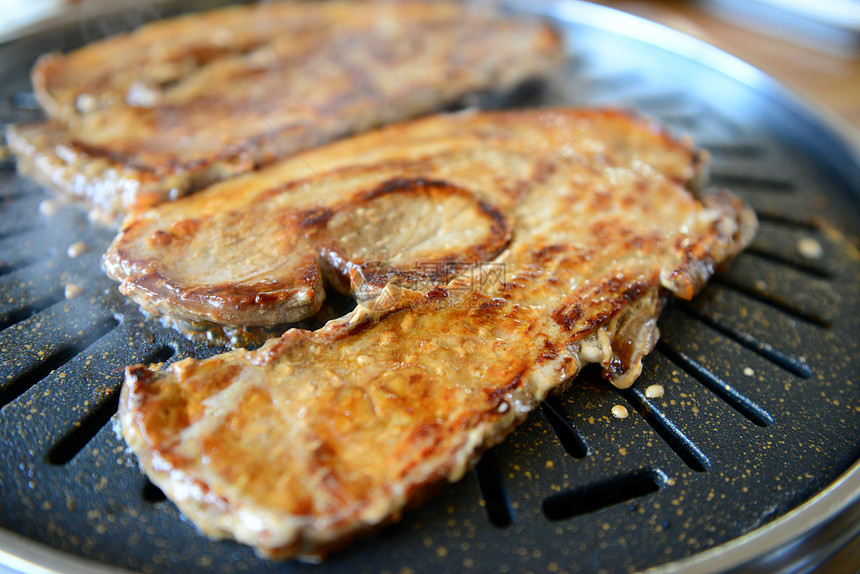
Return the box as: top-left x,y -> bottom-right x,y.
611,405 -> 629,419
67,241 -> 88,258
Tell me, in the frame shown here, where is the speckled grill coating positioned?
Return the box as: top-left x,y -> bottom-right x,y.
5,0 -> 562,225
118,108 -> 756,561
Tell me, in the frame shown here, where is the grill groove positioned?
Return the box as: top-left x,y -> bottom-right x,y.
709,174 -> 795,192
657,342 -> 774,427
743,247 -> 833,280
541,397 -> 589,459
0,316 -> 119,408
474,449 -> 514,528
711,278 -> 832,328
46,345 -> 176,465
676,302 -> 815,378
619,387 -> 712,472
542,469 -> 665,521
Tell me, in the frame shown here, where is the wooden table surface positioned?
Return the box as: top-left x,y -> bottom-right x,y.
595,0 -> 860,143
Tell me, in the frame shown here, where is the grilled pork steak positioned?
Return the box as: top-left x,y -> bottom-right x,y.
102,107 -> 714,346
118,109 -> 757,560
6,1 -> 561,225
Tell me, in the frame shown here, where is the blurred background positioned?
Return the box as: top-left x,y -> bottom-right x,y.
595,0 -> 860,137
3,0 -> 859,138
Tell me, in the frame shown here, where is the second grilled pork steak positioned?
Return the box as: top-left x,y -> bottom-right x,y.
118,109 -> 757,560
104,108 -> 713,346
7,1 -> 561,225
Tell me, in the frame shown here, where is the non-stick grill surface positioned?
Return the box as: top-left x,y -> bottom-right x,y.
1,1 -> 859,572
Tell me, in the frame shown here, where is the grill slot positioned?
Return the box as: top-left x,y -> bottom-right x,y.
713,277 -> 832,328
46,345 -> 176,465
699,143 -> 766,159
657,342 -> 774,428
46,386 -> 122,465
619,386 -> 712,472
674,302 -> 815,378
10,92 -> 39,110
0,314 -> 118,409
753,212 -> 821,231
743,247 -> 833,280
474,449 -> 514,528
0,292 -> 64,331
542,468 -> 666,521
541,397 -> 589,459
0,224 -> 38,241
141,479 -> 167,504
709,174 -> 795,192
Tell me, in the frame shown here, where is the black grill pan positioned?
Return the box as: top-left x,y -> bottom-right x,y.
1,1 -> 859,572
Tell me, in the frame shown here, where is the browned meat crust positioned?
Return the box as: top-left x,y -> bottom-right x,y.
118,108 -> 757,560
7,1 -> 562,225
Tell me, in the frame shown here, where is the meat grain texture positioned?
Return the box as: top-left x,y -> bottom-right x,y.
118,109 -> 757,561
6,0 -> 561,225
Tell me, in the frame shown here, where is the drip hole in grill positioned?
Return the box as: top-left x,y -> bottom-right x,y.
0,316 -> 119,409
708,174 -> 795,193
0,292 -> 65,331
711,278 -> 831,328
619,387 -> 711,472
743,247 -> 833,280
142,479 -> 167,504
474,449 -> 513,528
47,345 -> 175,465
677,303 -> 816,378
541,397 -> 589,458
542,468 -> 666,521
657,342 -> 774,428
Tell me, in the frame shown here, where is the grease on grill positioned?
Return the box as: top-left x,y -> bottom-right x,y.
39,199 -> 61,216
64,284 -> 83,299
66,241 -> 88,258
796,237 -> 823,259
611,405 -> 629,419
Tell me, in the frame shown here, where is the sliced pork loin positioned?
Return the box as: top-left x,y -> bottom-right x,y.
6,0 -> 561,225
118,108 -> 757,560
103,108 -> 725,347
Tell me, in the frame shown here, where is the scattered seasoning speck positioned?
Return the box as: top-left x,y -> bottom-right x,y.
743,367 -> 755,377
797,237 -> 823,259
39,199 -> 61,216
64,284 -> 84,299
645,384 -> 664,399
611,405 -> 629,419
67,241 -> 88,258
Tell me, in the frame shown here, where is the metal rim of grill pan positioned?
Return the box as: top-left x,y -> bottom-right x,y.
1,1 -> 860,573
